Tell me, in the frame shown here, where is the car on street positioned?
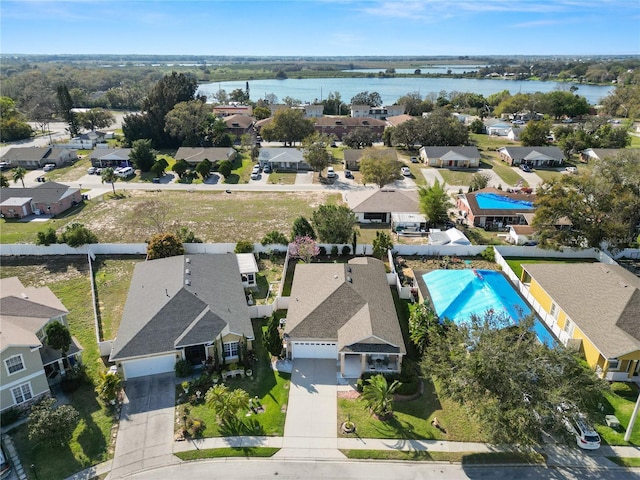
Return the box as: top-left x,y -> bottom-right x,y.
43,163 -> 56,172
326,166 -> 336,178
401,166 -> 411,176
0,162 -> 10,171
513,119 -> 526,125
410,156 -> 419,163
344,170 -> 353,179
87,166 -> 96,174
520,164 -> 532,172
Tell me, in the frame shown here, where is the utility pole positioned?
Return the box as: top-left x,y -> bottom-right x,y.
624,389 -> 640,442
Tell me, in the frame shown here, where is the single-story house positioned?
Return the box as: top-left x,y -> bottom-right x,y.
507,127 -> 523,141
109,254 -> 254,380
67,131 -> 106,149
283,257 -> 406,378
419,146 -> 481,168
391,213 -> 428,233
521,263 -> 640,382
385,114 -> 414,127
175,147 -> 236,166
351,189 -> 420,224
1,147 -> 77,169
314,117 -> 386,141
428,227 -> 471,246
485,120 -> 512,136
223,114 -> 255,138
343,147 -> 397,171
213,104 -> 253,117
350,104 -> 405,119
258,148 -> 310,171
578,148 -> 640,163
456,187 -> 535,229
90,148 -> 133,168
236,253 -> 259,289
0,182 -> 82,219
497,146 -> 565,167
507,225 -> 536,245
1,277 -> 83,412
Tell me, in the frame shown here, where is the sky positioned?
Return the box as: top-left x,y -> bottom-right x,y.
1,0 -> 639,56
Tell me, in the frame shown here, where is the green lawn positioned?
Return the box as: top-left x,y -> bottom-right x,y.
459,226 -> 508,246
505,257 -> 597,280
437,168 -> 478,186
470,133 -> 521,151
268,172 -> 297,184
175,447 -> 279,461
597,382 -> 640,446
607,456 -> 640,467
485,157 -> 528,187
180,318 -> 290,437
533,168 -> 563,183
341,450 -> 545,464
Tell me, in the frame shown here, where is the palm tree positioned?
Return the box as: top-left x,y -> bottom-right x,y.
360,374 -> 401,419
0,174 -> 9,188
12,166 -> 26,188
409,303 -> 440,354
101,167 -> 117,195
205,384 -> 250,425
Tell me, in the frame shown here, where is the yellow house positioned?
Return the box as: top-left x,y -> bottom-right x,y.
521,263 -> 640,381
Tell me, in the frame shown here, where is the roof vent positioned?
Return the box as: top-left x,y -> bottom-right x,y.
347,267 -> 352,273
21,293 -> 29,299
185,269 -> 191,275
185,279 -> 191,286
347,276 -> 352,283
186,257 -> 191,263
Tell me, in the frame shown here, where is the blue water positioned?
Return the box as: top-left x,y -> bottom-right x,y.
422,269 -> 555,346
475,193 -> 534,210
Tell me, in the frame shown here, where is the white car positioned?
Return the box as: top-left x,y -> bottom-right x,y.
87,166 -> 96,174
43,163 -> 56,172
564,414 -> 601,450
401,166 -> 411,176
252,164 -> 261,174
250,171 -> 260,180
565,166 -> 577,173
326,167 -> 336,178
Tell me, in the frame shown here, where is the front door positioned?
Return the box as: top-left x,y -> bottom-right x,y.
184,345 -> 206,365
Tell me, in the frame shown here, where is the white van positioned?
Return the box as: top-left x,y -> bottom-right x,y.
116,166 -> 134,178
326,166 -> 336,178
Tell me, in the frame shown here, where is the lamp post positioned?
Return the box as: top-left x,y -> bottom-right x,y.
31,464 -> 39,480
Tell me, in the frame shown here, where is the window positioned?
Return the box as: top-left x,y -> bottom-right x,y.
608,359 -> 620,371
11,383 -> 32,405
550,302 -> 559,320
564,318 -> 575,336
223,341 -> 239,358
5,355 -> 25,375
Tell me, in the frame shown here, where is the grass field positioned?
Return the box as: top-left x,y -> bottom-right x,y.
176,447 -> 279,461
597,382 -> 640,446
505,257 -> 597,279
341,450 -> 545,464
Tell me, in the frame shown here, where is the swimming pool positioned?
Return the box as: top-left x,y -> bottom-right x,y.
475,193 -> 534,210
422,269 -> 555,346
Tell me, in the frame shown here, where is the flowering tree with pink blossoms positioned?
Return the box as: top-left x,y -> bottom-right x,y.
289,235 -> 320,263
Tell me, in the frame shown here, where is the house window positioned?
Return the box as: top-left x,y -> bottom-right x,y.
550,302 -> 559,320
11,383 -> 32,405
564,318 -> 575,336
223,341 -> 239,358
608,359 -> 620,371
5,355 -> 25,375
247,273 -> 255,284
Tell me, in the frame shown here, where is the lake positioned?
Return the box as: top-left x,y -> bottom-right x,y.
198,77 -> 613,106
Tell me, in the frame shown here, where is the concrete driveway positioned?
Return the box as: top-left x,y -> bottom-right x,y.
277,359 -> 343,459
110,372 -> 178,479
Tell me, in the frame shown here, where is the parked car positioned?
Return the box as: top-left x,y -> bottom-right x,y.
564,414 -> 601,450
0,162 -> 10,171
252,164 -> 261,174
410,156 -> 419,163
513,119 -> 526,125
344,170 -> 354,179
95,168 -> 103,175
43,163 -> 56,172
116,166 -> 134,178
0,443 -> 11,479
87,166 -> 96,174
326,166 -> 336,178
250,172 -> 260,180
565,166 -> 577,173
401,166 -> 411,176
263,164 -> 272,174
520,164 -> 532,172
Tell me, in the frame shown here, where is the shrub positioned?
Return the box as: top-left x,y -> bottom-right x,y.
0,407 -> 23,427
318,246 -> 327,256
187,417 -> 206,437
341,245 -> 351,256
60,223 -> 98,247
175,359 -> 193,377
330,245 -> 339,256
234,240 -> 254,253
480,246 -> 495,262
36,227 -> 58,246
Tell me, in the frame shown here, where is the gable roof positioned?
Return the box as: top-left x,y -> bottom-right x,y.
284,258 -> 406,354
498,146 -> 564,161
314,117 -> 386,127
0,277 -> 69,352
110,254 -> 253,361
420,146 -> 480,160
258,148 -> 305,164
223,114 -> 254,129
462,187 -> 536,216
352,189 -> 419,214
386,114 -> 414,127
523,263 -> 640,359
0,182 -> 79,206
343,148 -> 397,165
90,148 -> 132,161
175,147 -> 236,163
0,147 -> 50,162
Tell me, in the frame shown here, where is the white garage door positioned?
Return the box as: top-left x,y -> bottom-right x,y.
122,355 -> 176,379
291,342 -> 337,359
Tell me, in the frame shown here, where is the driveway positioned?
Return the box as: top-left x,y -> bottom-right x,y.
110,373 -> 178,478
277,359 -> 343,459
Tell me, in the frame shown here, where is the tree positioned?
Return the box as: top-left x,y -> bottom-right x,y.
205,384 -> 250,425
312,204 -> 357,244
291,216 -> 316,240
350,91 -> 383,107
253,106 -> 271,120
147,232 -> 185,260
359,148 -> 403,188
360,374 -> 401,418
96,371 -> 122,405
302,133 -> 332,175
77,108 -> 114,131
469,118 -> 485,134
172,159 -> 190,179
12,166 -> 26,188
288,235 -> 320,263
196,159 -> 212,180
259,108 -> 315,146
176,226 -> 202,243
229,88 -> 250,104
418,180 -> 454,227
396,91 -> 425,116
422,311 -> 607,445
60,223 -> 98,247
0,96 -> 32,141
520,119 -> 552,146
261,230 -> 288,246
408,303 -> 440,355
468,172 -> 491,191
0,174 -> 9,188
164,100 -> 212,147
56,84 -> 79,137
129,139 -> 156,172
218,160 -> 232,178
371,231 -> 393,259
150,158 -> 169,178
263,314 -> 283,357
133,199 -> 170,235
101,167 -> 118,195
36,227 -> 58,246
45,321 -> 72,358
28,398 -> 80,447
342,127 -> 377,149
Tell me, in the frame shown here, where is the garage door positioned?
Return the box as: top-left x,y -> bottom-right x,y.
291,342 -> 337,359
122,355 -> 176,379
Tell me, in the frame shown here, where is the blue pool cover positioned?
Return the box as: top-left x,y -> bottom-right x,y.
475,193 -> 534,210
422,269 -> 555,346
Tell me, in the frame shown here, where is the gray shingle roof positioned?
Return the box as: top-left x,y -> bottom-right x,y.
523,263 -> 640,358
110,254 -> 253,361
420,146 -> 480,159
284,258 -> 406,354
498,146 -> 564,162
352,189 -> 419,214
0,147 -> 50,162
175,147 -> 236,164
0,182 -> 78,205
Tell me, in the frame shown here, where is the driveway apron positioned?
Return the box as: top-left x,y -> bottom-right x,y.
278,359 -> 344,459
110,373 -> 178,479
